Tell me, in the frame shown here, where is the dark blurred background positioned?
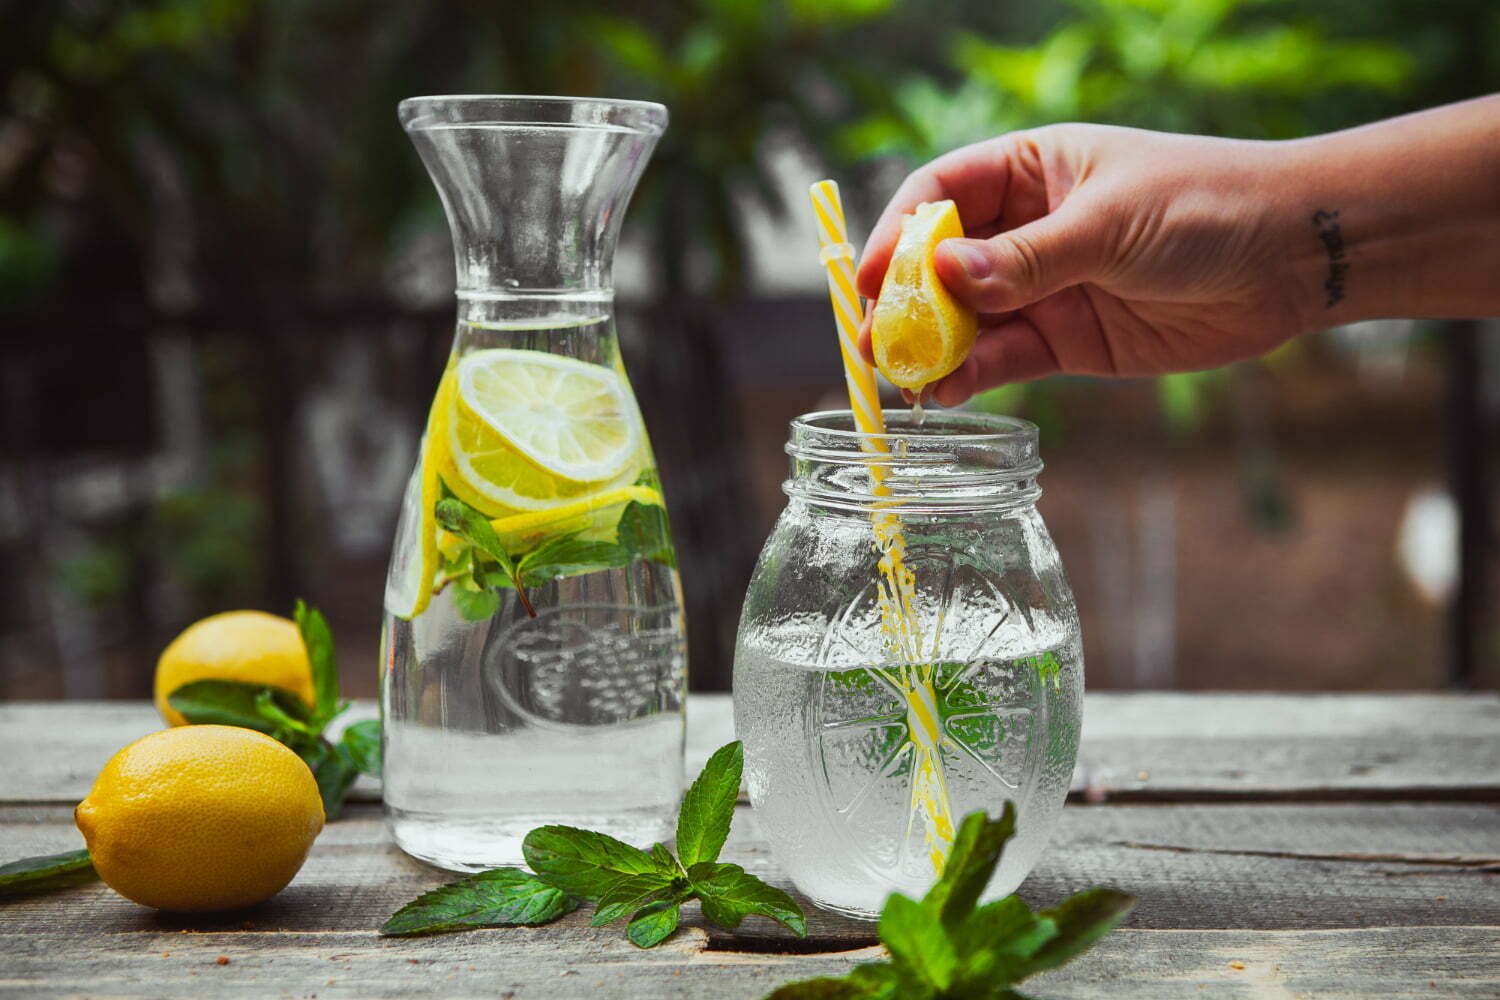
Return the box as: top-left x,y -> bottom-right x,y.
4,0 -> 1499,698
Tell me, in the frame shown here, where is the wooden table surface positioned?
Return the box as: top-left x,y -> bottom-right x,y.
3,693 -> 1498,998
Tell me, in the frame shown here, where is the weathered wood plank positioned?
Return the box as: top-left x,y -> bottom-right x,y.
1075,692 -> 1500,801
0,697 -> 734,805
2,926 -> 1497,999
4,695 -> 1496,999
5,803 -> 1496,944
5,693 -> 1496,805
0,701 -> 384,805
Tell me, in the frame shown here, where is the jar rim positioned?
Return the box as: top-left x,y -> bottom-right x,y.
790,408 -> 1038,447
398,95 -> 669,136
785,409 -> 1043,512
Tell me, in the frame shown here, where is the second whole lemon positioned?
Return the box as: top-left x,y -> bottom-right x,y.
870,199 -> 979,392
75,725 -> 325,912
154,610 -> 315,726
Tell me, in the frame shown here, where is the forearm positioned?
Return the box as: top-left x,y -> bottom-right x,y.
1275,94 -> 1500,332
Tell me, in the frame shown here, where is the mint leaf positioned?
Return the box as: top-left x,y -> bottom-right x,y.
519,535 -> 631,586
522,825 -> 661,900
0,849 -> 98,900
591,872 -> 681,926
759,808 -> 1130,1000
649,842 -> 679,874
689,862 -> 806,937
846,965 -> 925,999
436,497 -> 534,616
299,738 -> 359,821
616,500 -> 675,567
436,498 -> 518,576
951,897 -> 1054,988
294,599 -> 341,727
1015,888 -> 1136,980
765,965 -> 914,1000
340,719 -> 382,776
880,892 -> 957,991
676,740 -> 741,867
627,899 -> 681,948
380,867 -> 577,936
452,585 -> 500,622
922,804 -> 1016,931
473,565 -> 517,591
168,679 -> 311,736
255,689 -> 319,737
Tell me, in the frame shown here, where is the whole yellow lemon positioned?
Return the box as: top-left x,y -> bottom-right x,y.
75,725 -> 325,912
154,610 -> 315,726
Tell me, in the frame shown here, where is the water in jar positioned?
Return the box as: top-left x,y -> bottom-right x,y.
736,622 -> 1080,917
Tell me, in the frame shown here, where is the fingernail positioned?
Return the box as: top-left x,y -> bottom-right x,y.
945,241 -> 990,279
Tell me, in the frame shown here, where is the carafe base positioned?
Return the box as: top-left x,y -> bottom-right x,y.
388,806 -> 676,872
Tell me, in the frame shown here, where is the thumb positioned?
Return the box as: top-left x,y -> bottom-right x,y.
934,205 -> 1103,313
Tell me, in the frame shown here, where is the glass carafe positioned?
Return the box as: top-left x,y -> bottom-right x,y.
380,96 -> 685,871
734,410 -> 1082,917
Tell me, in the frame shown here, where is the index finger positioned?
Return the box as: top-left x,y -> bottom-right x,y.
855,136 -> 1016,299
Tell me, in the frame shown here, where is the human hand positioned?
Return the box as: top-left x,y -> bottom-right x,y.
856,124 -> 1314,406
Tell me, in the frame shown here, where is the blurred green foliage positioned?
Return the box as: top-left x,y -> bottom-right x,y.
149,339 -> 269,614
581,0 -> 905,295
848,0 -> 1497,156
5,0 -> 1493,315
0,216 -> 56,307
4,0 -> 1498,612
843,0 -> 1497,429
55,539 -> 131,609
153,472 -> 263,608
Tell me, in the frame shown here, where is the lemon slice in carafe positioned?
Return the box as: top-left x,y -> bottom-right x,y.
384,365 -> 457,619
443,349 -> 643,514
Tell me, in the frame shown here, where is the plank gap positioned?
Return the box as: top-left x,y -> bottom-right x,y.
1069,787 -> 1500,805
703,930 -> 880,955
1112,840 -> 1500,871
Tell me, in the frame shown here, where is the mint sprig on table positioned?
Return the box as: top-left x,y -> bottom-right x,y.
168,600 -> 379,819
381,741 -> 805,948
764,804 -> 1135,1000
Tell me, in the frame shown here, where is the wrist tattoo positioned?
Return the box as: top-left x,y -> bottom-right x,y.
1312,209 -> 1347,309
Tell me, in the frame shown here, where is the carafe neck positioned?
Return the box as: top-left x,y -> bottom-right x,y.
400,96 -> 667,303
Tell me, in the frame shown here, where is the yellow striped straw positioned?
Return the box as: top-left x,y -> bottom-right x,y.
808,179 -> 956,875
809,180 -> 886,450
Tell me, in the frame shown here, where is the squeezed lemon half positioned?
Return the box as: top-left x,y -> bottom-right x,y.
870,200 -> 979,392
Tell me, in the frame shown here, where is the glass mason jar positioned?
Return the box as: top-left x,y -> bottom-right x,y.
379,96 -> 686,872
734,409 -> 1082,917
